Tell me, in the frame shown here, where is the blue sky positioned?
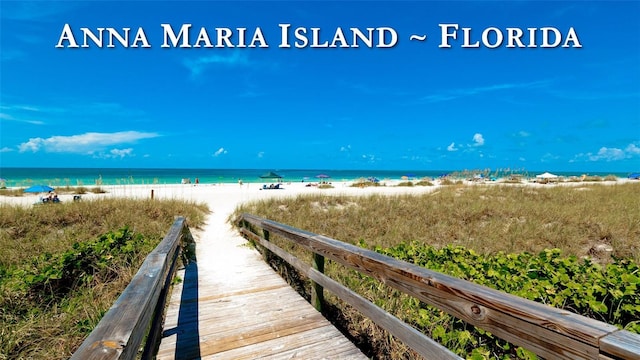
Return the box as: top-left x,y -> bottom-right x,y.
1,1 -> 638,172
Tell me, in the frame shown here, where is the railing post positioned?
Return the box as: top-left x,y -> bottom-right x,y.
262,229 -> 271,262
311,253 -> 325,312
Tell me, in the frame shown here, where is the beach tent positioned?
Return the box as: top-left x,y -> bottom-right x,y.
24,185 -> 55,193
628,173 -> 640,180
259,171 -> 283,179
535,172 -> 558,179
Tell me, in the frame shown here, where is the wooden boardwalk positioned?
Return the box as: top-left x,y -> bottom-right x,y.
156,212 -> 367,359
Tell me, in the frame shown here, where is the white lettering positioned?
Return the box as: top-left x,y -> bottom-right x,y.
377,27 -> 397,47
462,27 -> 479,48
194,28 -> 213,48
81,28 -> 104,48
249,28 -> 268,48
439,24 -> 458,48
310,28 -> 328,47
216,28 -> 233,48
351,27 -> 373,48
563,27 -> 582,48
294,27 -> 308,48
279,23 -> 291,48
439,24 -> 582,49
330,27 -> 349,48
541,27 -> 561,48
482,27 -> 503,49
131,28 -> 151,48
106,28 -> 129,48
161,23 -> 191,48
56,24 -> 79,48
506,28 -> 524,48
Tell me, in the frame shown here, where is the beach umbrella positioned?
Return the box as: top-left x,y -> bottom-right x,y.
24,184 -> 55,193
259,171 -> 282,179
628,173 -> 640,180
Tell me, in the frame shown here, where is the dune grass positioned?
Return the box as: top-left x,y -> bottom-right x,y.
233,183 -> 638,262
0,198 -> 208,359
231,182 -> 639,358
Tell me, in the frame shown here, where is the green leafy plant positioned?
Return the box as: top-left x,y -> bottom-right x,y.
368,242 -> 640,358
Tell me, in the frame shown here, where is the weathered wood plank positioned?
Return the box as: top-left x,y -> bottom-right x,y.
71,217 -> 186,360
254,232 -> 462,359
600,330 -> 640,360
241,213 -> 640,360
161,289 -> 317,339
158,218 -> 367,360
199,325 -> 362,360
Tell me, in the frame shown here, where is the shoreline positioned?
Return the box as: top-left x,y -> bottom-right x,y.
0,167 -> 635,188
1,177 -> 636,209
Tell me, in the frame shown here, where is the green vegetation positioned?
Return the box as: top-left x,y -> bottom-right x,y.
396,181 -> 414,187
0,198 -> 208,359
350,178 -> 383,187
232,183 -> 639,359
363,244 -> 639,358
414,180 -> 434,186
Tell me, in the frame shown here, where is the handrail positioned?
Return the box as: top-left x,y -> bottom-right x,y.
238,213 -> 640,360
70,217 -> 194,360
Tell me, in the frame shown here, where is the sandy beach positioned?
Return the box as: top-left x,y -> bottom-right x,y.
1,178 -> 633,229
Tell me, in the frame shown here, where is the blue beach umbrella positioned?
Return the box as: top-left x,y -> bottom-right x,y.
24,185 -> 55,193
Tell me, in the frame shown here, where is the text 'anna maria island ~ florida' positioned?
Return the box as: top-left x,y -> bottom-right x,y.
55,23 -> 582,49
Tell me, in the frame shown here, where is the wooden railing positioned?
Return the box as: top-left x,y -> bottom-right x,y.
238,213 -> 640,360
70,217 -> 194,360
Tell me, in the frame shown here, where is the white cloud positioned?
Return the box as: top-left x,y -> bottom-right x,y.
445,133 -> 483,153
1,147 -> 13,153
257,151 -> 264,158
586,143 -> 640,161
473,133 -> 485,146
0,112 -> 44,125
627,144 -> 640,155
421,80 -> 550,103
592,147 -> 625,161
214,147 -> 227,156
570,143 -> 639,162
361,154 -> 377,162
18,131 -> 159,154
183,52 -> 250,77
340,145 -> 351,152
94,148 -> 134,159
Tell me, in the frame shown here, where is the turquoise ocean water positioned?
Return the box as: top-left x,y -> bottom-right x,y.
0,168 -> 631,188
